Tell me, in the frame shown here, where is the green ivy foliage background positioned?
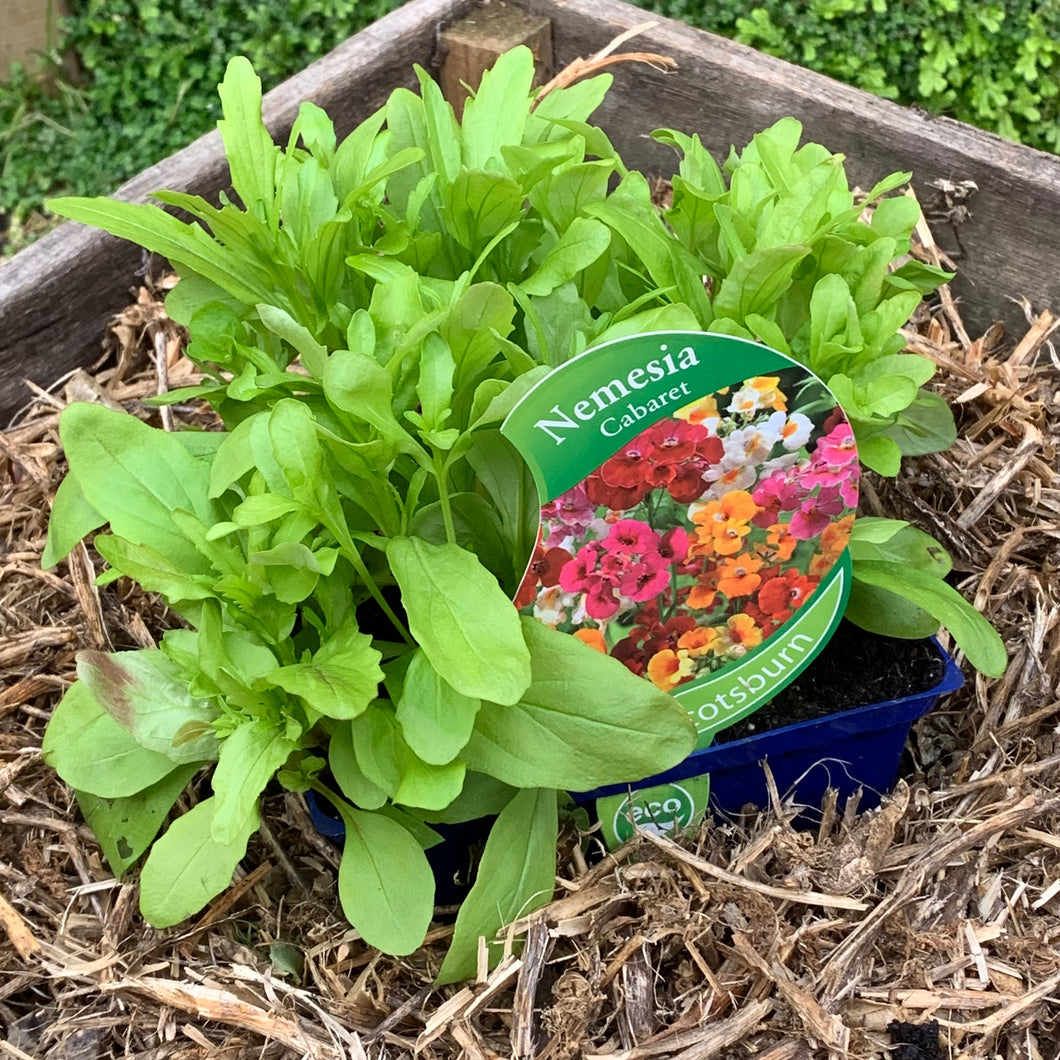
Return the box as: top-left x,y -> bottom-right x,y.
0,0 -> 405,253
643,0 -> 1059,153
2,0 -> 1058,256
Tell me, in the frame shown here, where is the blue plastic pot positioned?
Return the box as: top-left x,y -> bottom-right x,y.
308,639 -> 962,846
575,638 -> 963,823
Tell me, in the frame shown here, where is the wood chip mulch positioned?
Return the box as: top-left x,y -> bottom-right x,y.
2,219 -> 1059,1059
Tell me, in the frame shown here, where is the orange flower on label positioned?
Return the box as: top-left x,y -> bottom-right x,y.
711,613 -> 764,656
687,576 -> 718,610
809,552 -> 832,578
674,393 -> 721,428
750,375 -> 787,412
690,489 -> 761,556
573,627 -> 607,653
647,648 -> 696,691
820,513 -> 855,559
765,522 -> 798,561
716,554 -> 764,597
677,626 -> 719,657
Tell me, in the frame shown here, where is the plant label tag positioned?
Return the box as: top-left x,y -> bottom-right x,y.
502,330 -> 857,765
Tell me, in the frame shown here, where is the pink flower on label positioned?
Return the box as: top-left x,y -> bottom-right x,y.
659,526 -> 690,565
751,468 -> 808,527
606,519 -> 660,555
541,484 -> 597,535
584,580 -> 621,619
814,423 -> 858,468
620,562 -> 671,602
802,468 -> 859,509
790,485 -> 846,539
558,543 -> 603,593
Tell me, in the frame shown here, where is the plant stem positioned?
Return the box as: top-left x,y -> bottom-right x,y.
433,451 -> 457,545
333,533 -> 413,644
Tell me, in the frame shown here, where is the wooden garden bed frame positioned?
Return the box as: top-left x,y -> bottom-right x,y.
2,0 -> 1058,419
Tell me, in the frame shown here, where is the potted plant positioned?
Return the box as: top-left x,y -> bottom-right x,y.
39,47 -> 1003,981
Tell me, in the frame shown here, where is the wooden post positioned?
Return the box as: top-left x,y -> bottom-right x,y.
439,3 -> 552,116
0,0 -> 70,80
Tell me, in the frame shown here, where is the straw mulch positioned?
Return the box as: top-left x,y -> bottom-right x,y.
1,224 -> 1059,1059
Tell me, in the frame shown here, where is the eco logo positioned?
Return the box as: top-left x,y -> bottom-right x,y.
610,782 -> 698,844
503,332 -> 855,750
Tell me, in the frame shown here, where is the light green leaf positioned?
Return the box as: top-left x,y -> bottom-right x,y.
853,561 -> 1007,676
48,197 -> 270,306
76,763 -> 200,877
324,350 -> 417,451
386,536 -> 531,705
883,389 -> 958,456
442,283 -> 518,391
856,433 -> 903,476
59,402 -> 214,572
350,704 -> 465,810
268,399 -> 324,498
217,56 -> 279,223
139,797 -> 258,928
76,650 -> 221,763
520,217 -> 611,297
850,521 -> 951,577
844,579 -> 941,640
42,473 -> 105,569
264,615 -> 383,720
210,720 -> 297,845
870,195 -> 921,244
93,535 -> 216,605
461,46 -> 536,168
329,724 -> 387,809
743,313 -> 792,354
594,304 -> 702,347
714,244 -> 811,323
436,788 -> 557,984
462,618 -> 695,790
280,154 -> 338,248
414,64 -> 463,186
847,516 -> 908,544
416,771 -> 515,825
336,804 -> 435,956
396,649 -> 481,765
231,493 -> 303,527
469,367 -> 550,429
416,334 -> 455,429
256,305 -> 327,378
394,755 -> 466,810
43,682 -> 179,798
443,170 -> 524,251
332,109 -> 388,200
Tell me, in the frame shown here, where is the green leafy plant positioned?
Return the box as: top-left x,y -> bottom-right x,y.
645,122 -> 1002,674
42,52 -> 701,979
42,47 -> 1003,979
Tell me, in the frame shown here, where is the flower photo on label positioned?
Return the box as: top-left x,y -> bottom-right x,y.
517,367 -> 859,692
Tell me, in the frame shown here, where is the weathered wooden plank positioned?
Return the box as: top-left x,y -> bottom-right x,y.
519,0 -> 1060,341
0,0 -> 475,421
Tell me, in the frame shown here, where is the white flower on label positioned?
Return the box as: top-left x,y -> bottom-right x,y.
726,423 -> 781,464
727,385 -> 766,417
766,410 -> 814,450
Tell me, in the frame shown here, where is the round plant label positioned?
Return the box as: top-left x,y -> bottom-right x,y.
502,331 -> 857,749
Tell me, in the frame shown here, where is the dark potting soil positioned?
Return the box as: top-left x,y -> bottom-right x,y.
712,620 -> 947,745
887,1019 -> 941,1060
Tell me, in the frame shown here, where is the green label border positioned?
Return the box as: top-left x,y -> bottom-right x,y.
502,331 -> 791,503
